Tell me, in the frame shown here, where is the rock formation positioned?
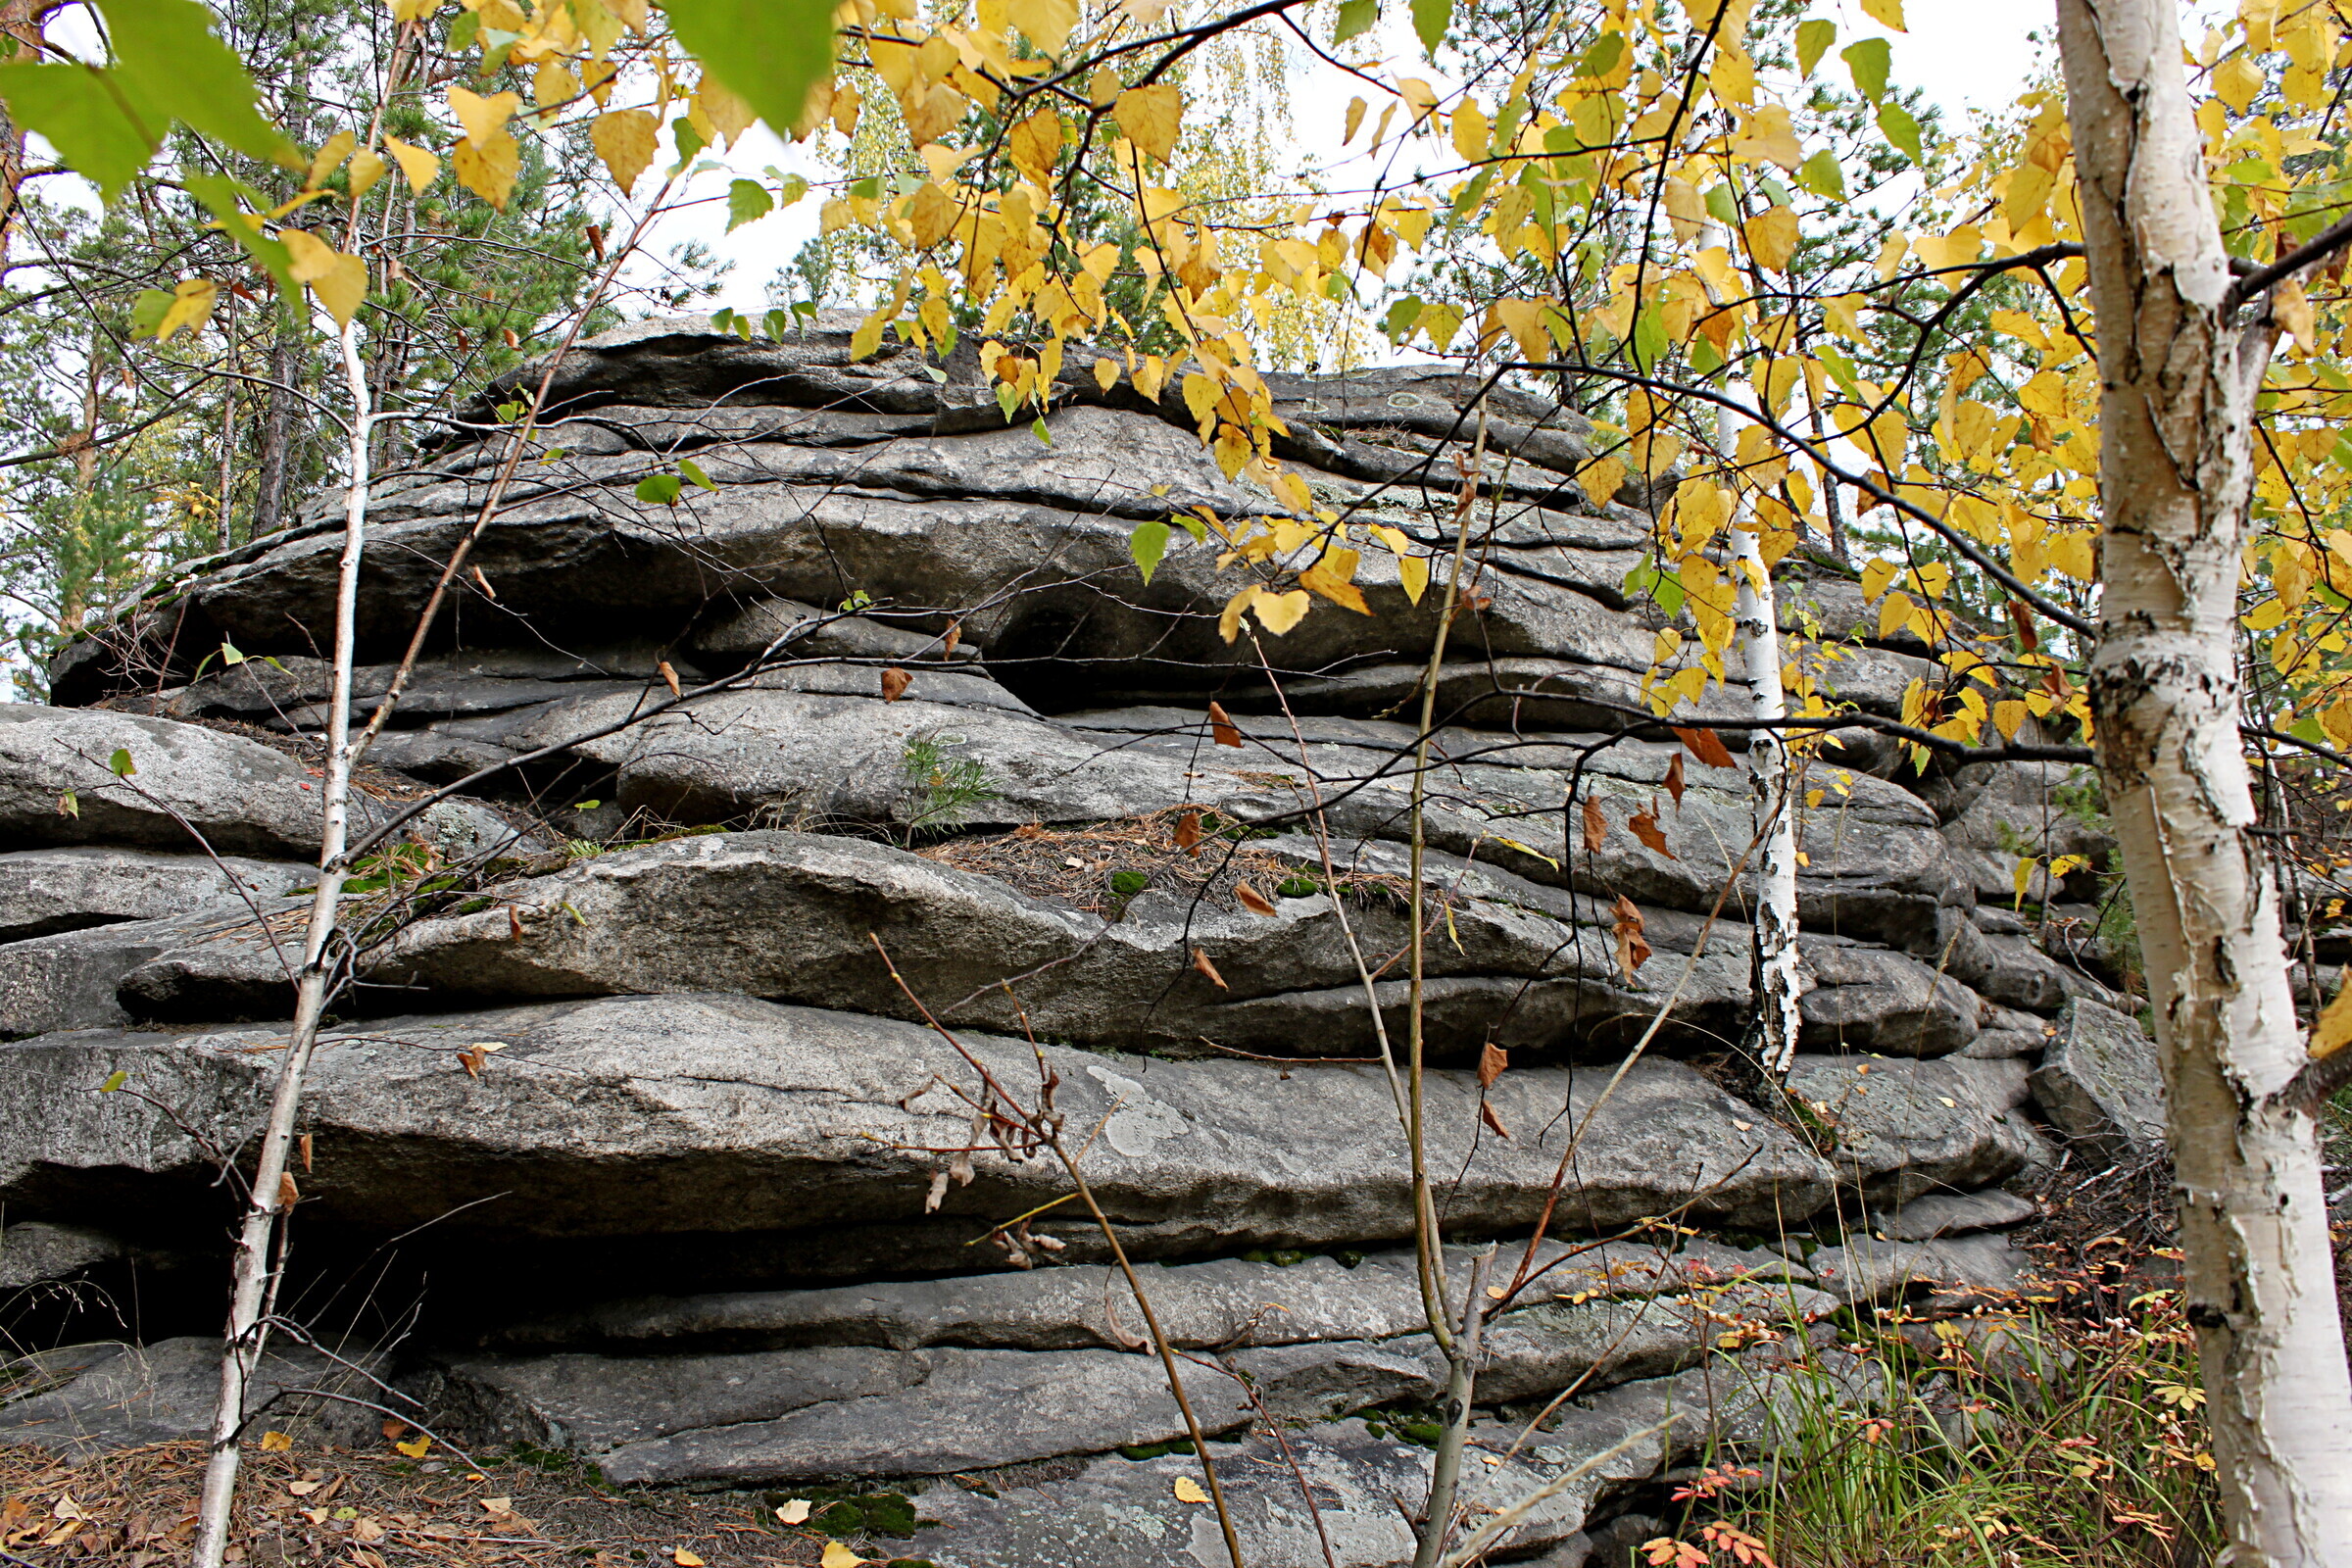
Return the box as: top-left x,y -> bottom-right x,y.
0,315 -> 2152,1565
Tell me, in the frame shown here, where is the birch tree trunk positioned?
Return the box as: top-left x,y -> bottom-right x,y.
1723,403 -> 1800,1079
2057,1 -> 2352,1560
190,318 -> 372,1568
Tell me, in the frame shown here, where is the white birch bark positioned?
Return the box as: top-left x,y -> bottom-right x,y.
191,318 -> 372,1568
1719,400 -> 1801,1078
2057,1 -> 2352,1560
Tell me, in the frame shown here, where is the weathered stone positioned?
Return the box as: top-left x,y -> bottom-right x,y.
2028,998 -> 2165,1157
0,995 -> 1838,1280
0,846 -> 306,944
0,1221 -> 122,1289
692,596 -> 987,666
1804,1233 -> 2030,1305
0,705 -> 328,858
189,829 -> 1743,1058
0,901 -> 306,1037
1877,1189 -> 2036,1242
491,1240 -> 1815,1356
1785,1054 -> 2034,1205
0,1336 -> 385,1455
1796,939 -> 1981,1056
1940,760 -> 2111,906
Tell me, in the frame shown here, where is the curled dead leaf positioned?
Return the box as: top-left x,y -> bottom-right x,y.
1173,808 -> 1203,856
1235,883 -> 1278,916
942,620 -> 962,659
1480,1100 -> 1512,1140
1580,795 -> 1607,851
1206,701 -> 1244,748
1478,1041 -> 1508,1088
775,1499 -> 812,1525
1663,751 -> 1686,809
658,660 -> 681,698
881,667 -> 912,702
276,1172 -> 299,1207
925,1169 -> 951,1212
1192,947 -> 1228,989
1610,895 -> 1652,982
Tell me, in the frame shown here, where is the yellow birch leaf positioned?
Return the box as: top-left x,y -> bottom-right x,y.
1252,589 -> 1311,634
305,130 -> 355,191
1114,83 -> 1182,164
1730,105 -> 1803,172
1397,552 -> 1429,604
2277,278 -> 2317,348
819,1544 -> 866,1568
1008,108 -> 1062,182
1450,101 -> 1489,163
699,77 -> 756,146
2213,53 -> 2261,114
1578,455 -> 1626,509
348,149 -> 387,199
592,110 -> 659,196
1219,585 -> 1260,643
259,1430 -> 292,1452
1301,547 -> 1370,613
1173,1476 -> 1211,1504
311,251 -> 368,326
1858,0 -> 1905,29
1661,176 -> 1706,242
1993,699 -> 2028,741
1878,589 -> 1915,640
1094,358 -> 1119,391
383,135 -> 439,193
2313,981 -> 2352,1058
1742,206 -> 1799,271
453,131 -> 520,209
154,277 -> 218,341
447,85 -> 521,146
1344,95 -> 1367,142
280,227 -> 341,283
535,60 -> 581,110
1007,0 -> 1079,55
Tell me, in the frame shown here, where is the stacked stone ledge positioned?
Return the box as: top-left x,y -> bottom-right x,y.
0,316 -> 2156,1566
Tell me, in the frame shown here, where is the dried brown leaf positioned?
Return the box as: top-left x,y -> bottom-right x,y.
1664,750 -> 1686,809
1207,701 -> 1244,748
881,666 -> 912,702
1629,805 -> 1675,858
942,620 -> 962,659
1174,808 -> 1203,856
1610,895 -> 1652,982
1479,1100 -> 1511,1140
1580,795 -> 1607,851
1671,725 -> 1737,768
1478,1041 -> 1508,1088
1236,882 -> 1278,916
1192,947 -> 1228,988
658,660 -> 681,697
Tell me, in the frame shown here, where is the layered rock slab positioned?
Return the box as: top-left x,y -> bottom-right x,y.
0,994 -> 1837,1278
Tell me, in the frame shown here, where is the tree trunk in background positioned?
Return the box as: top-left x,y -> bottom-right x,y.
2057,0 -> 2352,1560
0,0 -> 49,276
252,315 -> 301,537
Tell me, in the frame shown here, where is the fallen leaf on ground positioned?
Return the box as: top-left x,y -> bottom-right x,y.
1173,1476 -> 1211,1503
775,1499 -> 811,1525
880,666 -> 912,701
1235,883 -> 1277,916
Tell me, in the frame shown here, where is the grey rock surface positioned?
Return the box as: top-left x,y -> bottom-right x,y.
0,1336 -> 384,1455
1785,1054 -> 2034,1205
1,995 -> 1838,1270
0,846 -> 306,944
0,705 -> 328,858
1878,1189 -> 2036,1242
0,1221 -> 123,1289
1805,1233 -> 2030,1305
1796,939 -> 1981,1056
2029,999 -> 2166,1157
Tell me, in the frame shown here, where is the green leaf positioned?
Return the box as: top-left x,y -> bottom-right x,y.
1030,416 -> 1054,446
99,0 -> 297,169
1795,18 -> 1837,77
1409,0 -> 1450,54
109,747 -> 134,776
0,63 -> 159,201
727,177 -> 772,231
100,1070 -> 128,1093
1130,518 -> 1171,583
57,789 -> 77,818
670,114 -> 705,168
131,286 -> 174,336
220,639 -> 245,665
1798,148 -> 1847,199
763,308 -> 795,339
1841,37 -> 1890,103
1384,295 -> 1422,341
995,382 -> 1020,420
1877,101 -> 1923,162
447,9 -> 479,51
635,472 -> 683,504
1336,0 -> 1377,42
1576,32 -> 1624,78
1702,182 -> 1738,226
2292,715 -> 2329,748
661,0 -> 837,145
1631,300 -> 1666,371
1688,334 -> 1724,376
679,457 -> 717,491
182,170 -> 293,290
